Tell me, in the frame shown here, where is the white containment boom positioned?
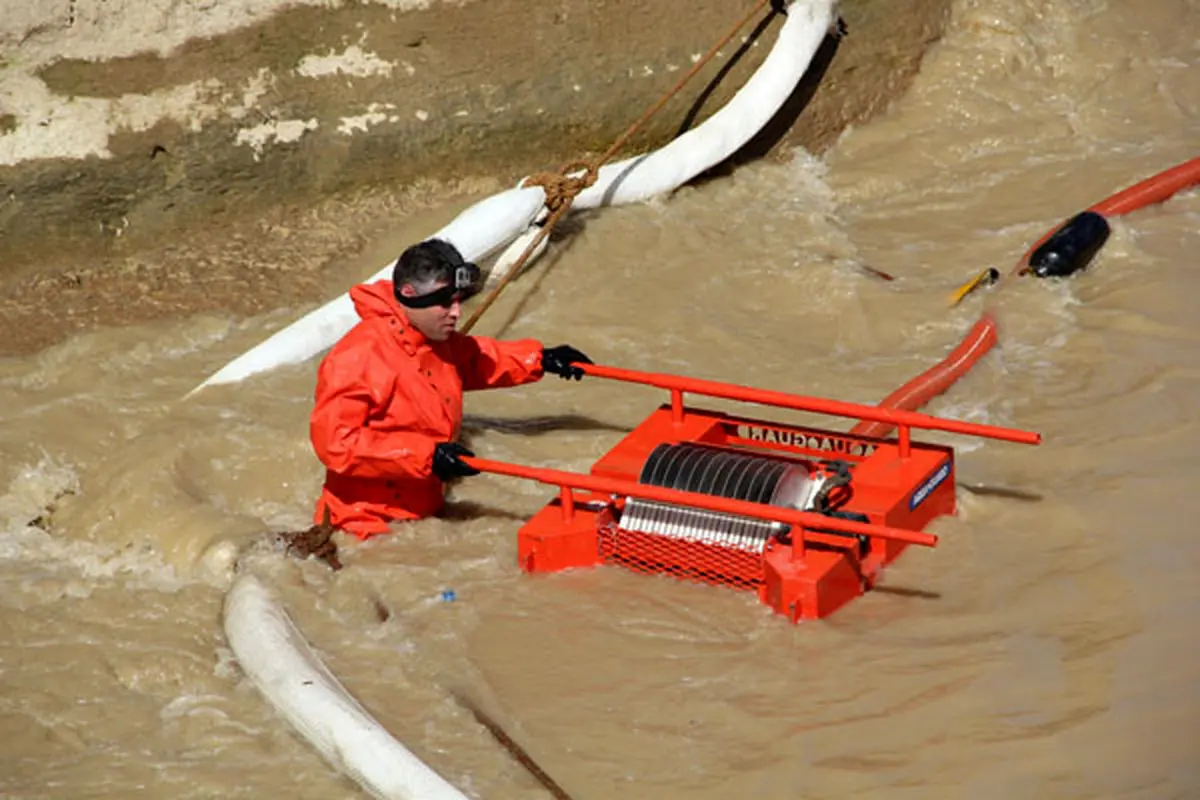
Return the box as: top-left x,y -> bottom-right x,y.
187,0 -> 836,396
223,573 -> 468,800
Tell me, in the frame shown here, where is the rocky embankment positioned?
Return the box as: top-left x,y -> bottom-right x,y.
0,0 -> 948,354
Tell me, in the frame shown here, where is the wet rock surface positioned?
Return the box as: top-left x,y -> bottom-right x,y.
0,0 -> 949,356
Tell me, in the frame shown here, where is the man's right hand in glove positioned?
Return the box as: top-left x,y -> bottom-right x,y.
432,441 -> 481,481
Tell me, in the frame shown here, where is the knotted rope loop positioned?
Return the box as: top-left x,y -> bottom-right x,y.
523,159 -> 599,215
464,0 -> 776,334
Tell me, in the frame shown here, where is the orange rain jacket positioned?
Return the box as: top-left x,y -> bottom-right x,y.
310,280 -> 545,537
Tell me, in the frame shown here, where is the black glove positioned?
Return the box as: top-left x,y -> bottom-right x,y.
432,442 -> 480,481
771,0 -> 788,15
541,345 -> 593,381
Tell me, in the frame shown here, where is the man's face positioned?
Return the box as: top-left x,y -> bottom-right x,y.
398,280 -> 462,342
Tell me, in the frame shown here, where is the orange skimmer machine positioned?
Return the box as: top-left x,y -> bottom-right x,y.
466,363 -> 1040,622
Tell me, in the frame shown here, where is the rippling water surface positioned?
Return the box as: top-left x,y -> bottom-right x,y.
2,1 -> 1197,797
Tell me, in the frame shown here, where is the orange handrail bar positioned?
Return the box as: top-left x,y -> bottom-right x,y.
464,456 -> 939,548
579,363 -> 1041,446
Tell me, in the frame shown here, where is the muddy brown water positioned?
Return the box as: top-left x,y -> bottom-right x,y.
2,1 -> 1198,797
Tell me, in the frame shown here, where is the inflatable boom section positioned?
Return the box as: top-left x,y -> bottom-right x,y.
187,0 -> 836,396
224,573 -> 469,800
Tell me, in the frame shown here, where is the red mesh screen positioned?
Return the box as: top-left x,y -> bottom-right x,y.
597,523 -> 764,591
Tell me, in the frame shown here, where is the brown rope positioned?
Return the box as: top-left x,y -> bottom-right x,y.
593,0 -> 772,170
461,0 -> 774,334
523,159 -> 600,215
277,505 -> 343,571
453,692 -> 575,800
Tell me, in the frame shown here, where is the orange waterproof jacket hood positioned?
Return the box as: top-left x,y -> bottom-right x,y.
310,280 -> 544,536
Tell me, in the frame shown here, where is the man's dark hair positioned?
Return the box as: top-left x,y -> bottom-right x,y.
392,238 -> 465,291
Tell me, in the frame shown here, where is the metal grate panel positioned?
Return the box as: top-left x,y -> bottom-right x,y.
598,521 -> 766,592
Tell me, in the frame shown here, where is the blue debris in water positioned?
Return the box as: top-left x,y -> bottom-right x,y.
440,589 -> 457,603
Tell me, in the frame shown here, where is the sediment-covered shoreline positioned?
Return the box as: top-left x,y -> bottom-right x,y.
0,0 -> 949,354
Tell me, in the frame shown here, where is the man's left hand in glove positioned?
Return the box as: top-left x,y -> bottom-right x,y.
541,345 -> 593,381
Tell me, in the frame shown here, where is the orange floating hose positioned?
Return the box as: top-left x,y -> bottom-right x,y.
903,156 -> 1198,436
850,314 -> 998,439
1011,155 -> 1200,277
1092,155 -> 1200,216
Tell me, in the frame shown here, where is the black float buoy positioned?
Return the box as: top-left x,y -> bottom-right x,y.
1028,210 -> 1111,278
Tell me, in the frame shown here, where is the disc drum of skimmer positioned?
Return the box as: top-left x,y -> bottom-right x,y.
619,442 -> 816,553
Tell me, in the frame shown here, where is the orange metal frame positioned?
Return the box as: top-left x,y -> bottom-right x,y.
466,363 -> 1040,622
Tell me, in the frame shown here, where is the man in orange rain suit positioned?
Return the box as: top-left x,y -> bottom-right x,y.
310,238 -> 592,538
